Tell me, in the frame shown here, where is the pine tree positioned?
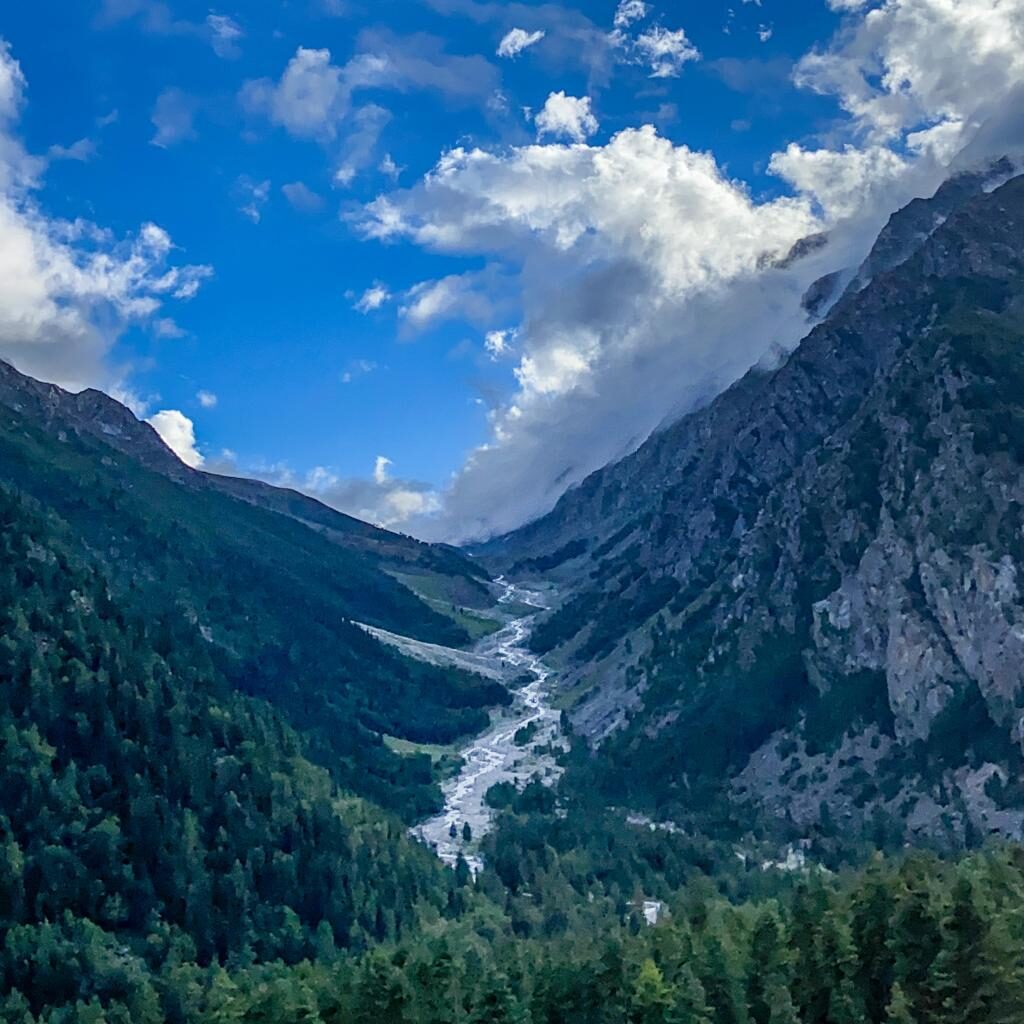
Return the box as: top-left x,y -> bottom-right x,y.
673,964 -> 713,1024
888,858 -> 945,1022
851,856 -> 896,1023
469,972 -> 528,1024
820,909 -> 863,1024
746,906 -> 792,1024
885,982 -> 916,1024
631,958 -> 675,1024
699,929 -> 749,1024
933,872 -> 1024,1024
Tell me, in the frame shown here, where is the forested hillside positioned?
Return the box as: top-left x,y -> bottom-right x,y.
0,486 -> 477,1020
0,363 -> 508,819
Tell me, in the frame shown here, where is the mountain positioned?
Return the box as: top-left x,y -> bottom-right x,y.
484,167 -> 1024,846
0,486 -> 461,990
0,357 -> 506,820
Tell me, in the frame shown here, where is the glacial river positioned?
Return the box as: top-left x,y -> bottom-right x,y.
413,577 -> 564,873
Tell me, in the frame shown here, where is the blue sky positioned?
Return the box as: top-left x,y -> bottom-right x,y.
1,1 -> 1022,537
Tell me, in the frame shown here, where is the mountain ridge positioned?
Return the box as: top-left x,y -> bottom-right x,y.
485,166 -> 1024,846
0,355 -> 508,820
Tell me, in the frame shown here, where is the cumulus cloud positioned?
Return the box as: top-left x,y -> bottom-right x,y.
354,282 -> 391,313
0,40 -> 211,393
147,409 -> 204,467
485,327 -> 516,359
613,1 -> 649,29
794,0 -> 1024,144
196,390 -> 218,408
358,127 -> 823,537
373,454 -> 392,484
150,88 -> 196,148
241,34 -> 498,142
610,7 -> 700,79
353,0 -> 1024,542
769,143 -> 911,220
379,153 -> 403,180
535,92 -> 599,142
398,270 -> 504,333
240,47 -> 353,140
497,28 -> 545,58
631,26 -> 701,77
217,455 -> 441,531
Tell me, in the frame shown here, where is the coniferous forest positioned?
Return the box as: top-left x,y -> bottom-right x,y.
3,448 -> 1024,1022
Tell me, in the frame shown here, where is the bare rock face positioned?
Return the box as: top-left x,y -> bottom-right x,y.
488,166 -> 1024,845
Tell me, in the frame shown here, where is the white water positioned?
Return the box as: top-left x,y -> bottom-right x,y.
413,577 -> 564,873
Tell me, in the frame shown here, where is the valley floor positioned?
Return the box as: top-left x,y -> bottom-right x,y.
413,578 -> 567,872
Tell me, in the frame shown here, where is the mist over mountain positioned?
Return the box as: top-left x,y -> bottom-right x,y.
488,164 -> 1024,846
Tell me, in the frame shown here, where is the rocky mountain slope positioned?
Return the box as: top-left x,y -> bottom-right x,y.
484,166 -> 1024,846
0,357 -> 504,819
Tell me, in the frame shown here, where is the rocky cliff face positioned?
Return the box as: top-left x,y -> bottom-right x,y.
486,167 -> 1024,846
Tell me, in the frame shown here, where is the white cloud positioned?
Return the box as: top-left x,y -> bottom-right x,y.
339,0 -> 1024,543
359,0 -> 1024,543
334,103 -> 392,188
196,390 -> 218,408
206,13 -> 243,58
147,409 -> 204,467
610,7 -> 700,78
497,28 -> 545,58
0,40 -> 211,393
535,91 -> 599,142
236,176 -> 270,223
769,143 -> 911,220
795,0 -> 1024,144
153,317 -> 185,338
48,138 -> 97,162
379,153 -> 403,180
0,41 -> 25,123
373,454 -> 392,484
354,282 -> 391,313
150,88 -> 196,148
614,1 -> 649,29
98,0 -> 245,57
240,47 -> 354,140
485,327 -> 516,359
358,126 -> 824,539
240,37 -> 498,142
281,180 -> 324,212
226,455 -> 442,530
398,270 -> 504,333
632,25 -> 700,77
